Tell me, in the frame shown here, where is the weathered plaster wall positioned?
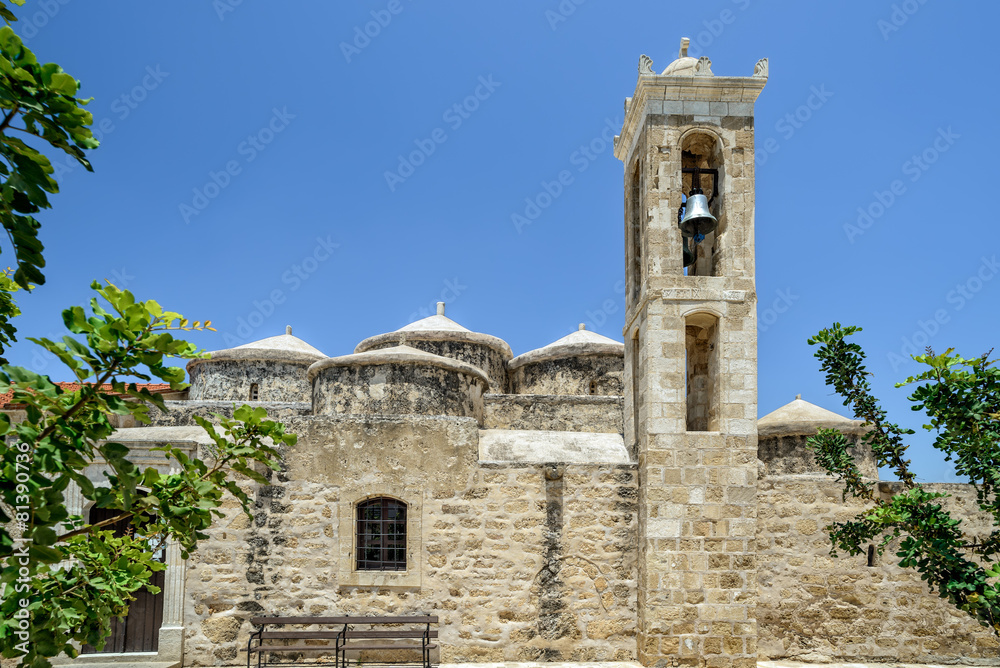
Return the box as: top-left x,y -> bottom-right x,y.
510,356 -> 624,397
363,339 -> 510,394
188,360 -> 313,402
758,474 -> 1000,663
484,394 -> 623,434
312,363 -> 486,423
181,415 -> 638,666
143,400 -> 312,427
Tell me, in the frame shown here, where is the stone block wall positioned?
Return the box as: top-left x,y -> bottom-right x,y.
758,474 -> 1000,662
181,415 -> 638,666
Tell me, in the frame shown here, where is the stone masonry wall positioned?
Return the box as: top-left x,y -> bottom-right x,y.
758,474 -> 1000,663
181,415 -> 638,666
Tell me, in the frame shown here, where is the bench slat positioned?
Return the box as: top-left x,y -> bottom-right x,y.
342,644 -> 437,651
251,615 -> 437,626
250,643 -> 438,653
249,645 -> 338,653
260,631 -> 344,639
343,631 -> 438,639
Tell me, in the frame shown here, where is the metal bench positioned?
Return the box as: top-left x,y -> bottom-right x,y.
246,615 -> 438,668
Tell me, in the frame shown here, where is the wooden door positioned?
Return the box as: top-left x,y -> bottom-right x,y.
82,506 -> 165,653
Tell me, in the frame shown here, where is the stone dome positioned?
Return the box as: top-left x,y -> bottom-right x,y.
187,326 -> 325,402
354,302 -> 512,392
662,56 -> 698,76
508,324 -> 625,396
757,395 -> 875,478
309,344 -> 488,422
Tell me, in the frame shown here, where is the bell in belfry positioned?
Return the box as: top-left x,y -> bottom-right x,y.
678,188 -> 718,238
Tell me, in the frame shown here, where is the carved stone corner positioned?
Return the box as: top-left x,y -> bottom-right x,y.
638,54 -> 654,76
694,57 -> 714,77
754,57 -> 769,79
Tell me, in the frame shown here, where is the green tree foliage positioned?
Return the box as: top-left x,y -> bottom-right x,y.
807,323 -> 1000,634
0,284 -> 297,666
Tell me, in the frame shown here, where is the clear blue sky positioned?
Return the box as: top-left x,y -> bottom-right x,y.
6,1 -> 998,482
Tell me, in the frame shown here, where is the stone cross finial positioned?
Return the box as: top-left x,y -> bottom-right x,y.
436,302 -> 446,316
286,325 -> 292,335
579,323 -> 586,331
678,37 -> 689,58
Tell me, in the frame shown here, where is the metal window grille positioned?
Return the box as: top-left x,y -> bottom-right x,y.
356,497 -> 406,571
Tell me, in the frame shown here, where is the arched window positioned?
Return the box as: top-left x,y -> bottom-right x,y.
356,497 -> 406,571
249,383 -> 259,401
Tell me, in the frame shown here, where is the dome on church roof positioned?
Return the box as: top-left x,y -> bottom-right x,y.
354,302 -> 511,357
191,326 -> 326,366
758,396 -> 866,438
308,344 -> 489,385
509,324 -> 624,370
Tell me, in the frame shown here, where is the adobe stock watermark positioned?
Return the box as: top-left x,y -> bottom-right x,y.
544,0 -> 587,30
222,236 -> 339,347
757,288 -> 799,333
179,107 -> 295,224
511,115 -> 621,234
51,66 -> 170,180
384,75 -> 501,192
878,0 -> 930,40
407,278 -> 467,323
887,255 -> 998,371
842,127 -> 959,244
213,0 -> 244,21
8,453 -> 34,660
340,0 -> 413,63
16,0 -> 71,40
755,84 -> 833,168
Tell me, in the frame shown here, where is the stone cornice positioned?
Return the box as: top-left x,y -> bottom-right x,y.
614,74 -> 766,163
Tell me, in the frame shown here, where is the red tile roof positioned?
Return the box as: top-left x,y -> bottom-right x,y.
0,382 -> 176,409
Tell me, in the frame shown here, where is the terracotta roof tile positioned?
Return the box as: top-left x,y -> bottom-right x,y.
0,382 -> 176,409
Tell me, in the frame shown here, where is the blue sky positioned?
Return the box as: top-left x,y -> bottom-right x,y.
5,1 -> 998,482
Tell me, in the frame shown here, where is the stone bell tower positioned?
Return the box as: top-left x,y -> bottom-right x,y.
613,39 -> 766,667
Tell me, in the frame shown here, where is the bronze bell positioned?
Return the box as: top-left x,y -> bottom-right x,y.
679,188 -> 718,238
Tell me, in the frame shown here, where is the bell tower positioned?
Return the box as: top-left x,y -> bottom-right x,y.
615,40 -> 767,667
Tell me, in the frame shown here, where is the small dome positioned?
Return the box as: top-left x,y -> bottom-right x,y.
662,56 -> 698,76
308,344 -> 488,385
185,326 -> 325,402
509,324 -> 625,396
509,324 -> 624,369
355,302 -> 512,392
758,396 -> 865,438
197,330 -> 326,365
309,344 -> 488,421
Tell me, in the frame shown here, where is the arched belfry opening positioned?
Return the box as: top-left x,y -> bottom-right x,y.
679,132 -> 725,277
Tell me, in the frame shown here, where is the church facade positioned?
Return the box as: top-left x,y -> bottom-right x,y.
50,43 -> 1000,668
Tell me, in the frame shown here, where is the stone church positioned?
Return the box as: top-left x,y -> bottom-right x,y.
48,42 -> 999,667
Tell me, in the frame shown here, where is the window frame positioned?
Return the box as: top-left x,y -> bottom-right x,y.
355,497 -> 407,572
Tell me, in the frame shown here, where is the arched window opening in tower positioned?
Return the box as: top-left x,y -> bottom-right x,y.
685,312 -> 720,431
249,383 -> 259,401
356,497 -> 407,571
